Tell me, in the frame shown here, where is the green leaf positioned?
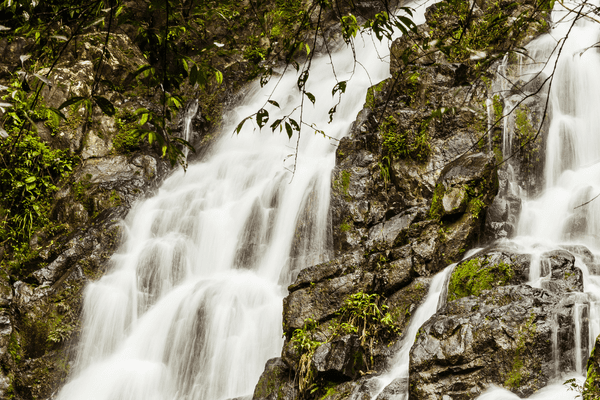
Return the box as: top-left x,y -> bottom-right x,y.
47,107 -> 66,120
328,105 -> 337,123
58,96 -> 86,110
285,122 -> 293,139
134,107 -> 150,115
270,118 -> 283,131
215,69 -> 223,85
256,108 -> 269,129
93,96 -> 116,116
171,137 -> 196,153
290,118 -> 300,132
138,112 -> 148,125
305,92 -> 315,104
24,176 -> 36,183
267,99 -> 280,108
234,116 -> 251,135
190,65 -> 199,86
297,70 -> 309,91
132,64 -> 152,79
332,81 -> 347,96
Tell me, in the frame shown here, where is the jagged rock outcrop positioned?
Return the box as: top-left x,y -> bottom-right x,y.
410,285 -> 588,399
255,0 -> 555,398
409,247 -> 588,399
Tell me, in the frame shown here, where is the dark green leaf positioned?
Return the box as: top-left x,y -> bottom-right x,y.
132,64 -> 152,79
58,96 -> 86,110
93,96 -> 116,116
235,116 -> 251,135
256,108 -> 269,129
285,122 -> 293,139
297,70 -> 309,91
47,107 -> 66,120
305,92 -> 315,105
270,118 -> 283,131
268,100 -> 280,108
332,81 -> 347,96
328,105 -> 337,123
290,118 -> 300,132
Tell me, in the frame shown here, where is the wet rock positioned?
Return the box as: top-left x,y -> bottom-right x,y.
312,335 -> 365,381
410,285 -> 588,399
289,251 -> 363,292
373,246 -> 414,294
441,186 -> 468,215
319,376 -> 380,400
375,377 -> 407,400
539,250 -> 583,294
0,275 -> 12,308
283,270 -> 373,331
560,244 -> 600,274
510,72 -> 549,96
366,208 -> 418,249
252,358 -> 298,400
0,309 -> 12,354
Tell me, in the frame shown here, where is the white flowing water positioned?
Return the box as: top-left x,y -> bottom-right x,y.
476,0 -> 600,398
370,265 -> 455,400
57,0 -> 600,398
57,18 -> 400,400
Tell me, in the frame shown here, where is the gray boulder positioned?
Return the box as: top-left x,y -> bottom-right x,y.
409,285 -> 589,399
252,358 -> 298,400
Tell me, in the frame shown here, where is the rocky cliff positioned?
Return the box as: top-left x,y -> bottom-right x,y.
250,0 -> 588,399
2,0 -> 598,399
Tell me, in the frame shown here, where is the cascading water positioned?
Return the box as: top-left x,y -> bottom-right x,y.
55,0 -> 600,398
364,0 -> 600,399
475,0 -> 600,398
56,10 -> 402,400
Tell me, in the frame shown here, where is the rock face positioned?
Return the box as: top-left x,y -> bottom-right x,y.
409,247 -> 589,399
0,32 -> 177,399
256,0 -> 555,399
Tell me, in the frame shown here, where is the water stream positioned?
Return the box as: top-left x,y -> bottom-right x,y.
475,0 -> 600,397
56,0 -> 600,399
56,7 -> 406,400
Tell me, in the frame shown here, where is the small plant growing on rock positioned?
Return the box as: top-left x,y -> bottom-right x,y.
334,292 -> 400,368
291,318 -> 322,394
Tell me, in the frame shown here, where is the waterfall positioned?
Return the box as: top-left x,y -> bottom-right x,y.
476,0 -> 600,398
365,0 -> 600,398
54,0 -> 600,398
370,264 -> 455,400
56,9 -> 397,400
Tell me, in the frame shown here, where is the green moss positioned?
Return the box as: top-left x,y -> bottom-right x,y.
109,190 -> 122,207
380,115 -> 431,162
515,105 -> 536,148
447,258 -> 514,301
428,184 -> 446,220
504,312 -> 537,390
113,110 -> 142,154
340,219 -> 352,233
365,80 -> 386,109
341,170 -> 351,195
493,95 -> 504,124
73,174 -> 93,203
504,357 -> 524,388
8,333 -> 22,364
